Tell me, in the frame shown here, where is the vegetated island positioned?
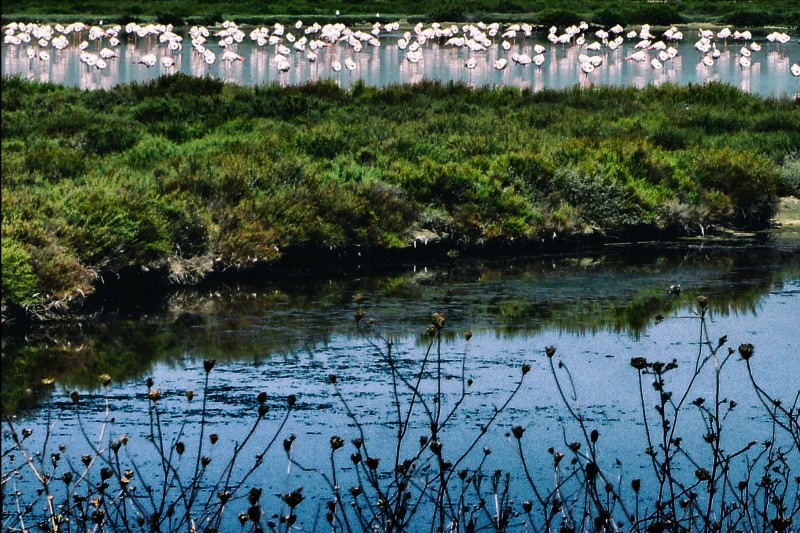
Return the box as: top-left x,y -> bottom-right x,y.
2,74 -> 799,324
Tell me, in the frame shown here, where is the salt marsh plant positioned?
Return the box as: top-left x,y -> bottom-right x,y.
3,76 -> 798,320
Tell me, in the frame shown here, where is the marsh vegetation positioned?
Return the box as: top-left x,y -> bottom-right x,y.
2,75 -> 798,319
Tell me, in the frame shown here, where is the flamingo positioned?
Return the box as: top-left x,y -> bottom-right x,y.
221,50 -> 245,63
135,53 -> 157,68
494,57 -> 508,70
792,63 -> 800,78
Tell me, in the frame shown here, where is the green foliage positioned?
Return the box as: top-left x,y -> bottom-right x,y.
690,148 -> 779,228
535,8 -> 580,28
778,151 -> 800,197
1,239 -> 39,305
1,76 -> 796,311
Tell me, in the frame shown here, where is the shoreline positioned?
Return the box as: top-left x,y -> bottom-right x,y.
3,200 -> 798,329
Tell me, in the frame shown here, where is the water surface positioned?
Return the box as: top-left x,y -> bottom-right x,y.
3,29 -> 799,97
3,244 -> 798,529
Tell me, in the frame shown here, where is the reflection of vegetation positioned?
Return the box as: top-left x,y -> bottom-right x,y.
3,77 -> 798,317
3,247 -> 798,412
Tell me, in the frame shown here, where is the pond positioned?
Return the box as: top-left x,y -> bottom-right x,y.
2,21 -> 799,97
3,241 -> 799,530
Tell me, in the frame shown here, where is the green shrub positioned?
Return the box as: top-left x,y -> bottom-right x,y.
779,151 -> 800,197
536,8 -> 580,28
690,148 -> 779,228
592,8 -> 627,27
59,185 -> 172,268
24,144 -> 87,181
1,239 -> 39,305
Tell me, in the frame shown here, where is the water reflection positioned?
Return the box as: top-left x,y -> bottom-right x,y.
3,25 -> 799,97
3,244 -> 798,413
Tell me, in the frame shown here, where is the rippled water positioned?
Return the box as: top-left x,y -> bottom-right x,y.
3,245 -> 799,529
3,29 -> 799,97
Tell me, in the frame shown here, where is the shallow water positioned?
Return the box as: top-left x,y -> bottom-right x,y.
3,28 -> 799,97
3,244 -> 799,529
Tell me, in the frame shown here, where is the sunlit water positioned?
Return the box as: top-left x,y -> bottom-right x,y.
3,246 -> 799,529
3,30 -> 799,97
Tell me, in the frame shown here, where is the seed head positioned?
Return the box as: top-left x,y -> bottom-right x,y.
430,440 -> 443,455
71,391 -> 80,404
257,391 -> 267,404
186,390 -> 195,401
511,426 -> 525,440
210,433 -> 219,445
330,436 -> 344,451
203,359 -> 216,373
738,343 -> 754,361
366,457 -> 380,470
521,364 -> 531,375
99,374 -> 112,387
464,330 -> 472,341
431,312 -> 446,330
522,501 -> 533,513
630,357 -> 648,370
175,441 -> 185,455
697,295 -> 708,310
148,389 -> 161,402
545,346 -> 556,358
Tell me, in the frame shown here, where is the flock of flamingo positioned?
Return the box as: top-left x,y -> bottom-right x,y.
3,17 -> 800,83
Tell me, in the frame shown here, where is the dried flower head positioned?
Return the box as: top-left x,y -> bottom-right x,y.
203,359 -> 216,373
545,346 -> 557,358
99,374 -> 112,387
431,312 -> 446,330
330,436 -> 344,451
511,426 -> 525,440
630,357 -> 648,370
738,343 -> 755,361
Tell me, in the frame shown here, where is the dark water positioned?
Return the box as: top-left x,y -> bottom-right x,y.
3,27 -> 799,97
2,242 -> 799,529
